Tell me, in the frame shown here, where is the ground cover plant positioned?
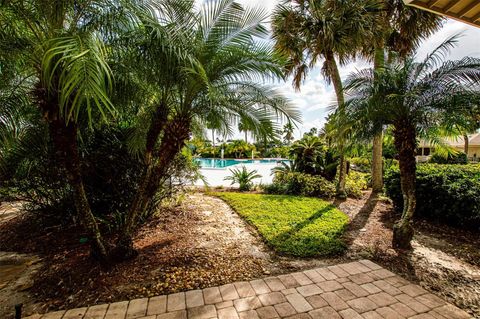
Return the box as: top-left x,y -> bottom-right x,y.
214,192 -> 349,256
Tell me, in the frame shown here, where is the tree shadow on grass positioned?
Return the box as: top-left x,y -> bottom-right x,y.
272,204 -> 337,244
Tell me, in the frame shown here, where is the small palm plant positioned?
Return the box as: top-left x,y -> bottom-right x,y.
224,166 -> 262,191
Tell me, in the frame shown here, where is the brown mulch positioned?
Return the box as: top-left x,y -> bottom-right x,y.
337,192 -> 480,318
0,194 -> 275,317
1,191 -> 479,318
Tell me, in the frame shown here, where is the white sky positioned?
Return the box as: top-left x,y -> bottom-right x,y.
199,0 -> 480,140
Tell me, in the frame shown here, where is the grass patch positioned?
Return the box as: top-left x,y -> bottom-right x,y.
214,192 -> 349,257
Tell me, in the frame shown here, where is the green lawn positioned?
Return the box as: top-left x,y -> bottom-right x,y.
214,192 -> 349,257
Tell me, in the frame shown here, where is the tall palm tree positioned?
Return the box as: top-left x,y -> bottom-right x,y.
0,0 -> 147,262
272,0 -> 378,198
344,36 -> 480,249
283,122 -> 295,145
366,0 -> 443,193
115,0 -> 301,258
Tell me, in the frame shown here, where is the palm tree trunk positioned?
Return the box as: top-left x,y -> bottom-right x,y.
50,118 -> 109,261
371,46 -> 385,193
464,134 -> 469,155
392,119 -> 416,249
325,51 -> 347,198
36,85 -> 108,263
114,116 -> 191,260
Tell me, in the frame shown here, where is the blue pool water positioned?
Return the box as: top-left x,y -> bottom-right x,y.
196,158 -> 285,168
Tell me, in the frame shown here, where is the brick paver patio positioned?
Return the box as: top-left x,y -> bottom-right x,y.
24,260 -> 472,319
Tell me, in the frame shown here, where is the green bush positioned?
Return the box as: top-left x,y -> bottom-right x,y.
385,164 -> 480,230
349,157 -> 371,172
345,171 -> 369,198
429,152 -> 468,164
1,126 -> 199,230
224,166 -> 261,191
215,192 -> 349,256
265,172 -> 336,198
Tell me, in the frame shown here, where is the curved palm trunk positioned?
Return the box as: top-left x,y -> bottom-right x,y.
371,47 -> 385,194
36,86 -> 108,263
392,119 -> 416,249
325,51 -> 347,198
51,120 -> 109,261
114,115 -> 191,260
464,134 -> 469,155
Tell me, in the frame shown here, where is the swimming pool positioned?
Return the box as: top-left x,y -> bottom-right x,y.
195,158 -> 285,169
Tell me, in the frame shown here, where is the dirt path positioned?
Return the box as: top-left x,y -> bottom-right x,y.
0,202 -> 43,318
337,191 -> 480,318
1,192 -> 479,318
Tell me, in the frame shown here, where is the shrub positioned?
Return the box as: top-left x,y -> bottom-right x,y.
384,164 -> 480,230
429,152 -> 468,164
215,193 -> 348,256
1,126 -> 200,230
224,166 -> 262,191
345,171 -> 369,198
264,172 -> 336,198
349,157 -> 371,172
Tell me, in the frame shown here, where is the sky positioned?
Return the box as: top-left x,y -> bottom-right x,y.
200,0 -> 480,140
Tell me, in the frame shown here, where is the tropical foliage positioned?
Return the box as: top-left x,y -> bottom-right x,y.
0,0 -> 300,262
224,166 -> 262,191
344,36 -> 480,248
385,164 -> 480,231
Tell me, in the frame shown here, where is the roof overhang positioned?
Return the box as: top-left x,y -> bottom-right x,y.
403,0 -> 480,28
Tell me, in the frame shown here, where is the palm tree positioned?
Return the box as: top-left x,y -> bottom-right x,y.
344,36 -> 480,249
224,166 -> 262,191
272,0 -> 378,198
115,0 -> 301,257
0,0 -> 147,262
238,120 -> 250,143
365,0 -> 443,193
283,122 -> 295,145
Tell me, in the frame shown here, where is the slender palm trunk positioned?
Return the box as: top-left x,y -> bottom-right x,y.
464,134 -> 469,155
36,85 -> 108,262
371,46 -> 385,193
115,115 -> 190,260
245,131 -> 248,143
51,120 -> 109,261
392,119 -> 416,249
325,51 -> 347,198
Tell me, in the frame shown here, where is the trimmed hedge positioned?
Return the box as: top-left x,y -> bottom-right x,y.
264,172 -> 336,198
385,164 -> 480,230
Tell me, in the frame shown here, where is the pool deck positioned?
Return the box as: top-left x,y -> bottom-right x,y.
195,161 -> 279,187
24,259 -> 472,319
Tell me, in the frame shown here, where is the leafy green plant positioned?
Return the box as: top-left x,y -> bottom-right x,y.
224,166 -> 262,191
266,172 -> 336,198
429,152 -> 468,164
385,164 -> 480,230
349,157 -> 371,172
345,171 -> 369,198
214,193 -> 349,256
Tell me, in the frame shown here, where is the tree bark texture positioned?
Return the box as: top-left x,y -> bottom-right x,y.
392,119 -> 417,249
371,46 -> 385,193
371,131 -> 384,193
325,51 -> 347,198
115,115 -> 191,260
35,85 -> 108,262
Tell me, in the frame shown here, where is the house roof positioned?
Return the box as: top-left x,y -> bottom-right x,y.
403,0 -> 480,28
444,133 -> 480,146
418,133 -> 480,147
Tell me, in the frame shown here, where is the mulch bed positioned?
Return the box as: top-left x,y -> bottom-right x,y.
1,191 -> 479,318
